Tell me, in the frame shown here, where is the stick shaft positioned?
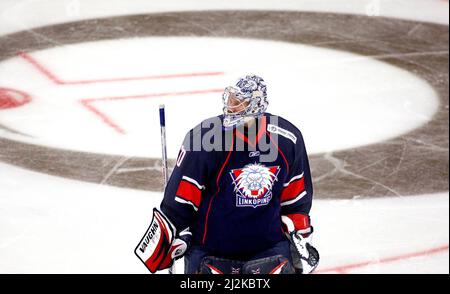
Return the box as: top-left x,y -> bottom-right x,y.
159,105 -> 175,274
159,105 -> 169,187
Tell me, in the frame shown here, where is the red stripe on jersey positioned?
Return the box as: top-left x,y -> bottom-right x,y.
284,213 -> 310,231
281,177 -> 305,202
176,180 -> 202,208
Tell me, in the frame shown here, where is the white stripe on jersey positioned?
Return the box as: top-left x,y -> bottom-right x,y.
283,172 -> 304,187
174,196 -> 199,211
280,190 -> 307,207
182,175 -> 205,190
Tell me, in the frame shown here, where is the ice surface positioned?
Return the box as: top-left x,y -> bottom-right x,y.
0,0 -> 448,274
0,163 -> 447,273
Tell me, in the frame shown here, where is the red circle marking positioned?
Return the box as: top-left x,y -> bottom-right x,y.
0,88 -> 31,109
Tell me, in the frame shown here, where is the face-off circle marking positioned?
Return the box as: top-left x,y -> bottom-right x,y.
0,11 -> 447,198
0,88 -> 31,110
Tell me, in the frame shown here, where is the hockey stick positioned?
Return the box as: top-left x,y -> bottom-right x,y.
159,105 -> 169,187
159,104 -> 175,274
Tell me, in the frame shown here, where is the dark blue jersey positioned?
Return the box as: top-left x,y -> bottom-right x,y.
160,112 -> 313,259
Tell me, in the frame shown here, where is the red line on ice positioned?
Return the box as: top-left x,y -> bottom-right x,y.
17,51 -> 225,134
18,52 -> 63,84
315,244 -> 449,274
0,87 -> 32,109
80,100 -> 126,134
82,89 -> 224,103
18,51 -> 224,84
81,89 -> 223,134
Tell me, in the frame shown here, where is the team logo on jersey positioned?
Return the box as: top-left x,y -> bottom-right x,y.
230,163 -> 280,208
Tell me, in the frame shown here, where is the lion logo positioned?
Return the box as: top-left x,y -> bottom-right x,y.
230,163 -> 280,208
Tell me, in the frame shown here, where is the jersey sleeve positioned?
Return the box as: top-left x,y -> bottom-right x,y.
160,129 -> 210,232
280,130 -> 314,235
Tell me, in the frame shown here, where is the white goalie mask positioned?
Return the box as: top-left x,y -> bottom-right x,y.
222,74 -> 268,128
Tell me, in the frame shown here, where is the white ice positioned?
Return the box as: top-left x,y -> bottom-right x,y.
0,162 -> 447,273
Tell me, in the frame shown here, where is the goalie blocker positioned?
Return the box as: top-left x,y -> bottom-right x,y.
135,208 -> 190,273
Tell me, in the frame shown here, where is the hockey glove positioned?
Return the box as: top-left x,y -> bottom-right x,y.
282,214 -> 319,274
135,208 -> 191,273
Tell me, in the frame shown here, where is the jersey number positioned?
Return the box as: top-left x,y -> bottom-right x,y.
176,145 -> 186,167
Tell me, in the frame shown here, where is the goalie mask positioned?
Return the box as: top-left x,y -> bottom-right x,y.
222,74 -> 268,128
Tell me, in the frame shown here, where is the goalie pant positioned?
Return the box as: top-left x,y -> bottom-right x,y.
160,113 -> 314,259
184,239 -> 293,274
